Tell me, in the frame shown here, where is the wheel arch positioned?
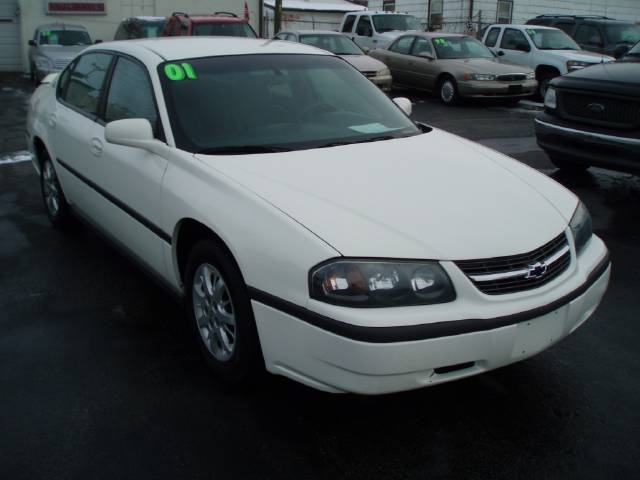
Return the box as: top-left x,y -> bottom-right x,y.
535,64 -> 561,79
32,136 -> 50,171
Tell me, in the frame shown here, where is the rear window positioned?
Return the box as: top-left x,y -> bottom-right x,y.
192,22 -> 256,38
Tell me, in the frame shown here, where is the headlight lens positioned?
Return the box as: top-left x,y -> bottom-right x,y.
465,73 -> 496,81
526,72 -> 536,80
567,60 -> 592,71
377,67 -> 391,77
570,201 -> 593,254
310,260 -> 456,307
544,86 -> 557,109
35,56 -> 53,69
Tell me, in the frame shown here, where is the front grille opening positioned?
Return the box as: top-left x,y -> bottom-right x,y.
434,361 -> 476,375
456,232 -> 571,295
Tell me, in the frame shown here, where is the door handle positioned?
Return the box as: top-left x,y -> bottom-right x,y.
90,137 -> 103,157
48,114 -> 57,129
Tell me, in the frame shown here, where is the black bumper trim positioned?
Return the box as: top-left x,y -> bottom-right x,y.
248,252 -> 610,344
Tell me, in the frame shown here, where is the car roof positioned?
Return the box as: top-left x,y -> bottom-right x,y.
87,37 -> 333,63
125,16 -> 166,22
172,13 -> 247,24
490,24 -> 558,30
288,30 -> 344,35
36,23 -> 88,31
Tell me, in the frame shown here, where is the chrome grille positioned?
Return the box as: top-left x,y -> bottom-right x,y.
560,91 -> 640,128
362,71 -> 377,78
54,58 -> 72,69
456,233 -> 571,295
497,74 -> 526,82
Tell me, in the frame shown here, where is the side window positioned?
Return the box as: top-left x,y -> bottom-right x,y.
63,53 -> 112,116
411,37 -> 433,56
389,36 -> 415,55
554,22 -> 575,34
56,62 -> 74,99
342,15 -> 356,33
104,57 -> 158,133
575,25 -> 602,46
115,23 -> 127,40
180,22 -> 189,36
484,27 -> 500,47
356,16 -> 373,36
500,28 -> 529,50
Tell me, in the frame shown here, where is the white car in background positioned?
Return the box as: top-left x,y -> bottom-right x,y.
482,24 -> 614,97
26,38 -> 610,394
339,11 -> 422,51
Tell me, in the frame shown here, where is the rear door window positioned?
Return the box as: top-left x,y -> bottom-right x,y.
575,25 -> 603,46
389,36 -> 415,54
62,53 -> 112,117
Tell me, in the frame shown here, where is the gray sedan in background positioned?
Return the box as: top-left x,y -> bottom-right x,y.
370,33 -> 538,104
274,30 -> 393,91
28,24 -> 93,83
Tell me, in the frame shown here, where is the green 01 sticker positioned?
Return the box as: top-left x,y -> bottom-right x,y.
434,38 -> 447,46
164,63 -> 198,81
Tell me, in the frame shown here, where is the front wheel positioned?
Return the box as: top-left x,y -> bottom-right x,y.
537,73 -> 556,100
185,240 -> 261,383
40,157 -> 72,228
438,77 -> 459,105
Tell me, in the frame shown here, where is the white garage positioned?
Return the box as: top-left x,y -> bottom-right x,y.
0,0 -> 21,71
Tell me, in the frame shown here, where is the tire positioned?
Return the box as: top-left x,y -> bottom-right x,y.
30,64 -> 36,83
40,156 -> 72,228
185,239 -> 261,384
438,76 -> 459,105
549,156 -> 590,173
537,72 -> 556,100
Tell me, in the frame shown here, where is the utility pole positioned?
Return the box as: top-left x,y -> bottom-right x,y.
274,0 -> 283,34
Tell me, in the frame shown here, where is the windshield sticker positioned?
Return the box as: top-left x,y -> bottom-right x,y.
41,31 -> 51,37
434,38 -> 448,46
164,63 -> 198,81
349,123 -> 399,134
526,29 -> 537,36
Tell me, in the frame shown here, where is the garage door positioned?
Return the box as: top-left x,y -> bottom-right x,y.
0,0 -> 21,71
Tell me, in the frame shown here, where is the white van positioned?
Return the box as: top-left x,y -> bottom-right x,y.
339,11 -> 422,52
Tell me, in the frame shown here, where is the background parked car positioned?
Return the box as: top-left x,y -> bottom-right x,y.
619,40 -> 640,62
273,30 -> 392,91
482,24 -> 614,98
162,11 -> 257,38
28,24 -> 93,83
339,11 -> 422,52
370,33 -> 537,105
114,16 -> 167,40
526,15 -> 640,59
535,59 -> 640,174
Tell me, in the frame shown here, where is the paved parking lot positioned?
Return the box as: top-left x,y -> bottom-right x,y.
1,75 -> 639,479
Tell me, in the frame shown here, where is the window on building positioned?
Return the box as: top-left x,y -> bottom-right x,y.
383,0 -> 395,12
497,1 -> 513,24
430,0 -> 443,30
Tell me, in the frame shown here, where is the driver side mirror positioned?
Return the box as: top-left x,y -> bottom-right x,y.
614,44 -> 630,59
515,42 -> 530,52
497,50 -> 505,56
94,39 -> 103,44
105,118 -> 167,156
393,97 -> 412,116
28,39 -> 36,46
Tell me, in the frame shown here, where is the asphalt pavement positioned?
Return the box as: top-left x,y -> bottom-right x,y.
1,76 -> 639,480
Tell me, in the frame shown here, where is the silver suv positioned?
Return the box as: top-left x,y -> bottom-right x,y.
28,24 -> 93,83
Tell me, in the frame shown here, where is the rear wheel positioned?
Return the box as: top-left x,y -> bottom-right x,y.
438,77 -> 459,105
549,155 -> 590,173
185,239 -> 261,383
40,156 -> 72,228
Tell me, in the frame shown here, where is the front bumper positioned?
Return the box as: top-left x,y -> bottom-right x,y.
458,79 -> 537,98
369,74 -> 393,92
535,113 -> 640,173
251,235 -> 609,394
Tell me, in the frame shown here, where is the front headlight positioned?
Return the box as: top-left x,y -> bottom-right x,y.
310,260 -> 456,307
525,72 -> 536,80
34,56 -> 53,70
377,68 -> 391,77
567,60 -> 592,71
544,86 -> 557,109
465,73 -> 496,81
570,201 -> 593,254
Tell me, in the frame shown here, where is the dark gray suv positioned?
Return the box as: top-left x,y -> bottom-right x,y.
526,15 -> 640,59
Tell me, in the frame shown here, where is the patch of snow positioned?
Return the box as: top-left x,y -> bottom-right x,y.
2,87 -> 13,92
0,151 -> 33,165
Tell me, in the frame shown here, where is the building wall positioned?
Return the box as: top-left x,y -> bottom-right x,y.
15,0 -> 260,71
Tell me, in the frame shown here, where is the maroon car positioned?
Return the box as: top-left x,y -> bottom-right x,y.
162,11 -> 257,38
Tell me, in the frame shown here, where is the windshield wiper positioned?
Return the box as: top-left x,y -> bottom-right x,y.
320,135 -> 397,148
197,145 -> 291,155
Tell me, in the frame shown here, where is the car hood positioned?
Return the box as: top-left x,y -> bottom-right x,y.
444,58 -> 534,74
543,49 -> 614,63
36,45 -> 87,59
196,130 -> 577,260
553,61 -> 640,96
340,54 -> 387,72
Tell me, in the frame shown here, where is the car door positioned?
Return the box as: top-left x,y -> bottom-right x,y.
353,15 -> 375,51
497,28 -> 533,68
406,36 -> 439,90
574,24 -> 605,53
51,52 -> 114,214
378,35 -> 415,85
90,55 -> 169,277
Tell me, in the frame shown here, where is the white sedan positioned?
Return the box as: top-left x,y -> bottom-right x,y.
27,37 -> 610,394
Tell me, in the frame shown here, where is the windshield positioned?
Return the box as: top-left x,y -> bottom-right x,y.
141,21 -> 165,38
432,36 -> 494,59
605,23 -> 640,44
159,55 -> 420,154
624,41 -> 640,58
299,34 -> 362,55
526,28 -> 579,50
39,29 -> 91,46
193,22 -> 257,38
372,15 -> 421,33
